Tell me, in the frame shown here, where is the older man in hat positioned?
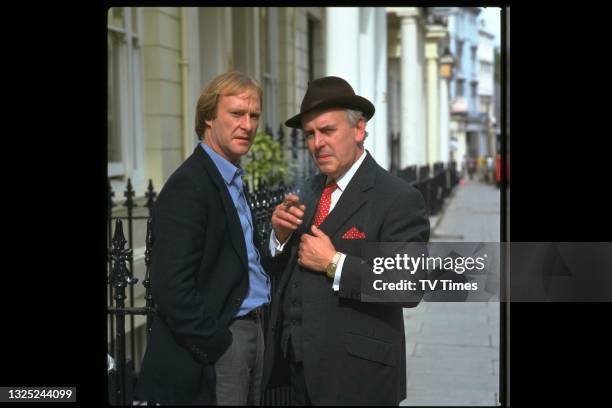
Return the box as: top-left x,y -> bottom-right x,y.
261,76 -> 430,405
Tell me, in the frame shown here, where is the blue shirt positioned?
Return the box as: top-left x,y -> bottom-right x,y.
200,142 -> 271,316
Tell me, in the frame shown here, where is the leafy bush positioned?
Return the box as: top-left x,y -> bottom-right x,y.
244,131 -> 290,189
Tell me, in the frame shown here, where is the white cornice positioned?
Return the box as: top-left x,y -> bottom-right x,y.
387,7 -> 422,20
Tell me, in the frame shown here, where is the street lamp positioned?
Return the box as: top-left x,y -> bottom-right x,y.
439,47 -> 454,79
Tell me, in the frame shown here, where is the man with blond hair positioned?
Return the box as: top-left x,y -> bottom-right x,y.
136,71 -> 270,405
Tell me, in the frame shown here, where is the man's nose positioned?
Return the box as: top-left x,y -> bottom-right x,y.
240,114 -> 253,131
314,133 -> 325,149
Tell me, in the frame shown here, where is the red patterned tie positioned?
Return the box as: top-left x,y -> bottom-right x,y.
313,182 -> 338,227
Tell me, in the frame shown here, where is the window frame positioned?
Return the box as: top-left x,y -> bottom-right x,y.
107,7 -> 146,198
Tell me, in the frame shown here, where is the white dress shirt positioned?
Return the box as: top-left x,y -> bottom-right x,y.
270,150 -> 369,291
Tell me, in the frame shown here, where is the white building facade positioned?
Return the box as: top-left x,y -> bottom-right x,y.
386,7 -> 453,171
478,19 -> 497,159
431,7 -> 483,170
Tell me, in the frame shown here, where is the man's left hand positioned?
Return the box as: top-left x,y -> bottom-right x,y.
297,225 -> 336,272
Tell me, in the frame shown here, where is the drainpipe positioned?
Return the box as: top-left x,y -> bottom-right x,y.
179,8 -> 191,160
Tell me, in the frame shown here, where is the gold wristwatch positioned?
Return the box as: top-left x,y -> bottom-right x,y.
325,252 -> 343,279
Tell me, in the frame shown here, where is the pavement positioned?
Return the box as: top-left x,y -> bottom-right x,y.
400,179 -> 501,406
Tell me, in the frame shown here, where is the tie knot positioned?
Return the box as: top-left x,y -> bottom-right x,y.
323,182 -> 338,194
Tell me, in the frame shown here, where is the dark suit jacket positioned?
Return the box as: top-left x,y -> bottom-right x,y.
262,153 -> 430,405
135,146 -> 264,405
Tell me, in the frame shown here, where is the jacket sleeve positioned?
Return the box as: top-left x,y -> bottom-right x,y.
337,186 -> 430,307
151,176 -> 232,365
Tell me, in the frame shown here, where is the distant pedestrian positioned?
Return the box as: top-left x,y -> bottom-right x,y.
486,156 -> 494,183
467,157 -> 476,180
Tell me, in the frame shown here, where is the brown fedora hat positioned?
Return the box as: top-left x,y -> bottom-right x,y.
285,76 -> 375,128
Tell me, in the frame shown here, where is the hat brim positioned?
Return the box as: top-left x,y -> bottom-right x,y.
284,95 -> 375,129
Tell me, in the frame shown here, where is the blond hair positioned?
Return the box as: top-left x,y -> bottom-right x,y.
195,71 -> 263,139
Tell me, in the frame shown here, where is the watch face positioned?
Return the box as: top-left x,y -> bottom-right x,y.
326,263 -> 336,277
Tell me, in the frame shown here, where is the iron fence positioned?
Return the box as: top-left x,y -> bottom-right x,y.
396,161 -> 459,217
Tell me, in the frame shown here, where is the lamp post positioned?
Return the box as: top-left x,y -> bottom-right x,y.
439,47 -> 454,80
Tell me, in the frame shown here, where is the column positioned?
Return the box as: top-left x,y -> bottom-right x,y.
360,8 -> 376,158
425,25 -> 446,165
373,8 -> 389,169
395,7 -> 423,168
326,8 -> 359,87
439,73 -> 450,163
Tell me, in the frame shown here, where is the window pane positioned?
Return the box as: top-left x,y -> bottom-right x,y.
131,7 -> 139,33
108,7 -> 125,29
108,32 -> 122,164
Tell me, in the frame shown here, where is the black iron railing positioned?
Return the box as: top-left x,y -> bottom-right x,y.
395,161 -> 460,217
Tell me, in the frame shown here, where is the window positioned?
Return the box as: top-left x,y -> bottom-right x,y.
456,79 -> 465,97
262,7 -> 279,134
107,8 -> 145,185
471,82 -> 478,112
308,18 -> 315,82
480,95 -> 491,113
455,39 -> 463,71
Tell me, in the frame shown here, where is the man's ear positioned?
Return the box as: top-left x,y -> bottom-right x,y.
354,118 -> 366,144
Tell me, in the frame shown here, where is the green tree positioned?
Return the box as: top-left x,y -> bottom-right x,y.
244,131 -> 290,190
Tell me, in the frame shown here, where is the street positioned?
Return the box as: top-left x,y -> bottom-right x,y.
401,179 -> 501,406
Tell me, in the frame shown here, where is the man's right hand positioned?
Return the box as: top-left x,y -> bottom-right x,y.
271,194 -> 306,244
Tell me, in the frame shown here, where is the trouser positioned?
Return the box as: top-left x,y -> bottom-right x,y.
215,312 -> 265,405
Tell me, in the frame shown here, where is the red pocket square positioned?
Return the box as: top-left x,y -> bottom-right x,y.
342,226 -> 366,239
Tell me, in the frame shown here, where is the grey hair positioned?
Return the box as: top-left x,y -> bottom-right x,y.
345,109 -> 368,147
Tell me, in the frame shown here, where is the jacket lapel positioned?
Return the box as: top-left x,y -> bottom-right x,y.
194,147 -> 248,269
318,153 -> 377,238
